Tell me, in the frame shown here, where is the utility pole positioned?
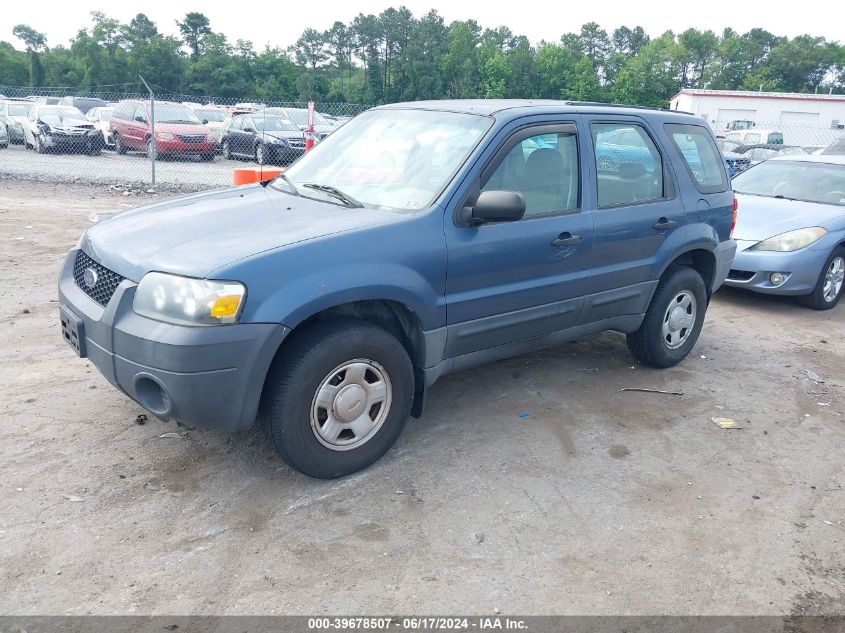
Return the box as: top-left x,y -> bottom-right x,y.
139,74 -> 155,186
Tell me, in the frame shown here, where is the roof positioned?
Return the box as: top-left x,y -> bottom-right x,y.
672,89 -> 845,103
378,99 -> 695,120
771,154 -> 845,165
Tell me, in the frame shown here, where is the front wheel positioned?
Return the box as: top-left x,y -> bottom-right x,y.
627,265 -> 707,368
35,135 -> 46,154
255,143 -> 267,165
114,134 -> 127,154
146,137 -> 157,159
221,140 -> 231,160
800,247 -> 845,310
259,319 -> 414,479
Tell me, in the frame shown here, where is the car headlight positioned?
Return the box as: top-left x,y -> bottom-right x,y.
752,227 -> 828,252
133,272 -> 246,326
207,133 -> 216,142
156,132 -> 174,141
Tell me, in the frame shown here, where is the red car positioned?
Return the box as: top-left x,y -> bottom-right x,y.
110,100 -> 216,160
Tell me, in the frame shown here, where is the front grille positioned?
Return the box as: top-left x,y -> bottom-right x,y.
73,250 -> 125,306
727,269 -> 755,281
178,134 -> 206,144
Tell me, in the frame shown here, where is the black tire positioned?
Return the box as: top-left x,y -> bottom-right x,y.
799,247 -> 845,310
627,264 -> 708,368
259,319 -> 414,479
221,140 -> 231,160
35,135 -> 46,154
200,153 -> 214,162
114,134 -> 127,155
146,137 -> 157,159
255,143 -> 267,165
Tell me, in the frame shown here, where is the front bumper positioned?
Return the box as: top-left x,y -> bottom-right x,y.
723,240 -> 829,295
268,144 -> 305,163
58,249 -> 289,431
43,131 -> 102,150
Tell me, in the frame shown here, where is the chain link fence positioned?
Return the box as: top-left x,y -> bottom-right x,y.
2,88 -> 844,192
0,86 -> 371,192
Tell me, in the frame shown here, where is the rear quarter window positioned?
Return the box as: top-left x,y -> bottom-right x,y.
665,123 -> 728,194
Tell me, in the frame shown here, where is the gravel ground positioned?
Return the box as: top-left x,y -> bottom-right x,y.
0,142 -> 255,191
1,181 -> 844,616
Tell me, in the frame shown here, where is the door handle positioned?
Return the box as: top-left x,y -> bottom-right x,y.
653,218 -> 677,231
552,232 -> 582,247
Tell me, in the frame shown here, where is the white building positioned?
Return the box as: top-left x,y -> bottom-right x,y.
670,89 -> 845,146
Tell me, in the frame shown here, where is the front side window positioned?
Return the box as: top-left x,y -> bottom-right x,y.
481,131 -> 579,216
281,109 -> 492,211
592,122 -> 664,207
665,123 -> 727,192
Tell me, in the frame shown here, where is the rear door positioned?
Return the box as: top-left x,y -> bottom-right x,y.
579,116 -> 686,323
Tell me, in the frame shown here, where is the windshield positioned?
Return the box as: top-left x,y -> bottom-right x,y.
733,160 -> 845,206
153,104 -> 199,124
41,107 -> 85,122
250,116 -> 299,132
8,103 -> 30,117
195,109 -> 226,122
280,109 -> 492,211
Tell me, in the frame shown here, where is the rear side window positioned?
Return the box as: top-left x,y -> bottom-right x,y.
591,122 -> 664,207
665,123 -> 728,193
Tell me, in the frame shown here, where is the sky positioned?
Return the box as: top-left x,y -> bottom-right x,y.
2,0 -> 842,51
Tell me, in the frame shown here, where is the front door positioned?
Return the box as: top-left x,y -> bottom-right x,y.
443,121 -> 594,359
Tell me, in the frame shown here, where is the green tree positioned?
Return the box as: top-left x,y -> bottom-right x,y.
177,12 -> 211,60
481,51 -> 510,98
12,24 -> 47,85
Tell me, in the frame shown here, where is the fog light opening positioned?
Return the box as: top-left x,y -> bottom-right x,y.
770,272 -> 787,287
133,375 -> 172,417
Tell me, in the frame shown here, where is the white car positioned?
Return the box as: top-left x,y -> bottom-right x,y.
188,106 -> 228,147
86,106 -> 115,148
724,128 -> 784,145
0,100 -> 32,144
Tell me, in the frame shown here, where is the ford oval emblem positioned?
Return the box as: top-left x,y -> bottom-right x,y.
83,267 -> 98,289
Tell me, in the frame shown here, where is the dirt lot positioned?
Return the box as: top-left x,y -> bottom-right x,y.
1,181 -> 843,616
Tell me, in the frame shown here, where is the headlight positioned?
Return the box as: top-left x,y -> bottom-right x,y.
156,132 -> 174,141
752,227 -> 827,252
207,133 -> 216,142
133,272 -> 246,326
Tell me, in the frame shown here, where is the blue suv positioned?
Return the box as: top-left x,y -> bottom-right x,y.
58,100 -> 737,478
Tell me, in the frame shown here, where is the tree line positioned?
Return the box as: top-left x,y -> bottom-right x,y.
2,10 -> 844,106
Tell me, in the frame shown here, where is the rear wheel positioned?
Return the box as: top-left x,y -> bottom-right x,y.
800,247 -> 845,310
627,265 -> 707,368
259,319 -> 414,479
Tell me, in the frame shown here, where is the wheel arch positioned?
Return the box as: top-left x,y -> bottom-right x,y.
659,247 -> 717,297
261,299 -> 429,418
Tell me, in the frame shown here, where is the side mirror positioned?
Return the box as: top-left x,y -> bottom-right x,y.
458,190 -> 526,226
202,119 -> 208,125
134,115 -> 145,123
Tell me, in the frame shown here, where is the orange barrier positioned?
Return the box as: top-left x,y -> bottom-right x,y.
232,166 -> 284,186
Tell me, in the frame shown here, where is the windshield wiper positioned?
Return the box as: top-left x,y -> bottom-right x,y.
265,172 -> 300,195
301,183 -> 364,208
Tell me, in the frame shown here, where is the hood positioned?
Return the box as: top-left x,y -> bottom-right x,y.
43,117 -> 92,129
732,193 -> 845,241
81,185 -> 401,282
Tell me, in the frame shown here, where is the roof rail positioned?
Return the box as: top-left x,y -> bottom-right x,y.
563,101 -> 695,115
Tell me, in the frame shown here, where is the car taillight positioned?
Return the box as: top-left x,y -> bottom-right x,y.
730,196 -> 738,238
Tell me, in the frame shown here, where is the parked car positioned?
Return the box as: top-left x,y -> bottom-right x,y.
26,96 -> 61,105
0,118 -> 9,148
234,102 -> 266,112
0,114 -> 20,146
221,114 -> 306,164
58,101 -> 736,478
265,107 -> 335,138
724,129 -> 784,145
86,106 -> 115,148
0,100 -> 31,144
188,105 -> 228,147
23,104 -> 102,154
725,155 -> 845,309
729,143 -> 807,164
719,139 -> 754,174
58,96 -> 108,114
110,100 -> 216,160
